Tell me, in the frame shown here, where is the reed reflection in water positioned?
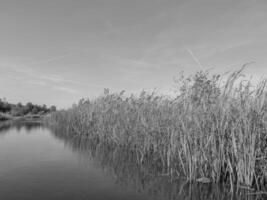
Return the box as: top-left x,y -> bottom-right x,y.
50,126 -> 266,200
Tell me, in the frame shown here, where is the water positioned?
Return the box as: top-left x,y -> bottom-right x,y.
0,121 -> 264,200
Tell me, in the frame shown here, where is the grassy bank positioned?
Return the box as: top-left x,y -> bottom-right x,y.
46,67 -> 267,191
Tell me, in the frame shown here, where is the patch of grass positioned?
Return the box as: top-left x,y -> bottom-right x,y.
46,66 -> 267,191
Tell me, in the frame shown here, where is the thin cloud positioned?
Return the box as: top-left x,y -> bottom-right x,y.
104,54 -> 161,69
5,75 -> 25,80
1,64 -> 88,86
53,86 -> 79,94
25,50 -> 87,66
125,58 -> 161,69
191,39 -> 255,60
26,80 -> 47,86
39,74 -> 65,83
1,63 -> 106,92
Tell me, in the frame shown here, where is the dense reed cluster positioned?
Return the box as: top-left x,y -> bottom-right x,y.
46,66 -> 267,191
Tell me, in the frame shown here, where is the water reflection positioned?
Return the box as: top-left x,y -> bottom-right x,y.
0,120 -> 43,133
50,126 -> 266,200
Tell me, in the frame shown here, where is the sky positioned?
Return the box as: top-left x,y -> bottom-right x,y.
0,0 -> 266,108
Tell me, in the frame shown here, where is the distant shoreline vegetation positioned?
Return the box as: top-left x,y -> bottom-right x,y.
0,100 -> 56,121
46,66 -> 267,191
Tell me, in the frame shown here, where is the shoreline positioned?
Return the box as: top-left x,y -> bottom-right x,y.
0,114 -> 45,123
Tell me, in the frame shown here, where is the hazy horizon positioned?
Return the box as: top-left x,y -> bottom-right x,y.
0,0 -> 267,108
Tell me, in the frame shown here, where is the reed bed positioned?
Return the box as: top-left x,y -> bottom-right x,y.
46,66 -> 267,191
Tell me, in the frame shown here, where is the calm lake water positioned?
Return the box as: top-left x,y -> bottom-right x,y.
0,121 -> 265,200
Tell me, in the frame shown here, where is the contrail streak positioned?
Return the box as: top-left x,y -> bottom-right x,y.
186,48 -> 203,68
26,50 -> 86,66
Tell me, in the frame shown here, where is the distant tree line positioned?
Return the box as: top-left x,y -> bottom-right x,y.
0,98 -> 56,116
